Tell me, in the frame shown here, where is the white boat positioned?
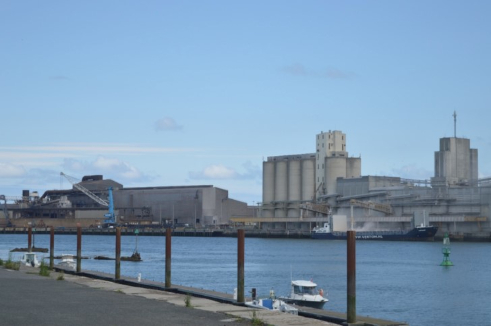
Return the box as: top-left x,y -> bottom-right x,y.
21,252 -> 40,267
279,280 -> 328,309
236,288 -> 298,315
58,254 -> 76,270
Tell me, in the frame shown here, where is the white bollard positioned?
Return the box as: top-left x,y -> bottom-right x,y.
137,273 -> 141,282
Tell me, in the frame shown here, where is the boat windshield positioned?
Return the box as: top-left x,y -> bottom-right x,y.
293,285 -> 316,295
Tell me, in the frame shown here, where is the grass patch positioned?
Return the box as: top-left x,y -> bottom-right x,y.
39,261 -> 50,277
4,254 -> 20,271
251,311 -> 268,326
0,258 -> 3,266
57,271 -> 65,281
184,294 -> 193,308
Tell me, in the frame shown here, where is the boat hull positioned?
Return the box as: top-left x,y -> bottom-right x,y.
312,226 -> 438,241
279,298 -> 327,309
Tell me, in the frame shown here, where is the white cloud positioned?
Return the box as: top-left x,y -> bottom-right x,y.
62,156 -> 150,182
0,144 -> 191,155
155,117 -> 183,131
189,162 -> 260,180
63,159 -> 85,171
0,163 -> 26,178
93,157 -> 123,170
206,165 -> 237,178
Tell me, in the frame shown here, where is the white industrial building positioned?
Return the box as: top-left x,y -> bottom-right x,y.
250,129 -> 491,238
262,130 -> 360,218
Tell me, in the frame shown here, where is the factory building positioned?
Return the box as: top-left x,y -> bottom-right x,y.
254,129 -> 491,237
262,130 -> 360,219
4,175 -> 250,228
432,137 -> 478,187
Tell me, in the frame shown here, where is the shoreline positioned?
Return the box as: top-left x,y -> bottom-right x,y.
2,226 -> 490,242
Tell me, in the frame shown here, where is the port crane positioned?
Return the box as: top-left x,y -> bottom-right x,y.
0,195 -> 12,227
60,172 -> 116,226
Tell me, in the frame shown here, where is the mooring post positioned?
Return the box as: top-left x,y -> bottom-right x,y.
49,227 -> 54,269
237,229 -> 245,303
76,225 -> 82,273
115,227 -> 121,280
165,228 -> 171,288
347,230 -> 356,324
28,226 -> 32,252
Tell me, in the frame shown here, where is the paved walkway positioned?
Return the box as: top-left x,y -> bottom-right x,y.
0,265 -> 336,326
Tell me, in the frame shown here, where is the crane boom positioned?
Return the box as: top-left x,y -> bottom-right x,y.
60,172 -> 109,207
349,199 -> 392,215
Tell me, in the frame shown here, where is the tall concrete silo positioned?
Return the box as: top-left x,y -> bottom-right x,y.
288,160 -> 301,201
346,157 -> 362,178
275,161 -> 288,201
262,161 -> 275,217
274,160 -> 287,217
287,160 -> 301,217
302,159 -> 315,201
325,156 -> 347,195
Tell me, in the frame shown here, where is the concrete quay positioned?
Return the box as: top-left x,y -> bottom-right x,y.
0,265 -> 337,326
0,263 -> 408,326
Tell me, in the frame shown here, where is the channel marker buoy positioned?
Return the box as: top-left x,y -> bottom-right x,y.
440,232 -> 453,266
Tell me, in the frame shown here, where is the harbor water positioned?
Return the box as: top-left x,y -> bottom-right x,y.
1,234 -> 490,326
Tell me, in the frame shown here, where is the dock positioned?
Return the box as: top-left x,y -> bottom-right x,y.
57,267 -> 407,326
0,261 -> 408,325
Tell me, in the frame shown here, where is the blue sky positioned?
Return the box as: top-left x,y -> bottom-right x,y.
1,1 -> 490,204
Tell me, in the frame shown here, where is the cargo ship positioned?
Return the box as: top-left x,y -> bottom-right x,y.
311,222 -> 438,241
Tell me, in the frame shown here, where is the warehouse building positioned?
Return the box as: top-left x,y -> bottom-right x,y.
4,176 -> 250,228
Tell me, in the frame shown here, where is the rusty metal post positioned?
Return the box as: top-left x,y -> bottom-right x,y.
115,227 -> 121,280
76,226 -> 82,273
347,230 -> 356,324
49,227 -> 54,269
28,227 -> 32,252
165,228 -> 171,288
237,229 -> 245,303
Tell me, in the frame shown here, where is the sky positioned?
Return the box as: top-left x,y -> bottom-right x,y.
1,1 -> 490,205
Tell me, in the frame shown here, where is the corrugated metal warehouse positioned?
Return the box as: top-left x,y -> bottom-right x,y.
4,175 -> 250,228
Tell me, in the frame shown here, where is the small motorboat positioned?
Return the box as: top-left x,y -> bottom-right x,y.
58,254 -> 76,270
279,280 -> 328,309
21,252 -> 40,267
236,288 -> 298,315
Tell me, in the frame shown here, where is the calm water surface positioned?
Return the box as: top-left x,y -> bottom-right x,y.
1,234 -> 489,326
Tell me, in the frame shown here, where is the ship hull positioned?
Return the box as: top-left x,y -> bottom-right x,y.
311,226 -> 438,241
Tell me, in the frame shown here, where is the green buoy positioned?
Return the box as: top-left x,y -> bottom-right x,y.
440,233 -> 453,266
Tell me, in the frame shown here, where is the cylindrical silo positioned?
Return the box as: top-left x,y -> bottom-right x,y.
262,161 -> 275,218
263,161 -> 275,203
275,161 -> 287,202
288,160 -> 301,202
275,208 -> 285,218
346,157 -> 361,178
326,157 -> 346,195
287,208 -> 299,217
302,159 -> 315,201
